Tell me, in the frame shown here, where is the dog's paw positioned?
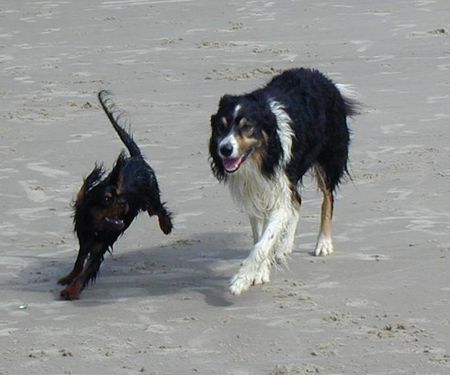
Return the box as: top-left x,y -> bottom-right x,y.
254,261 -> 271,285
158,214 -> 173,235
275,246 -> 293,265
57,275 -> 72,286
229,273 -> 252,296
59,279 -> 83,300
229,261 -> 271,296
60,288 -> 80,301
314,235 -> 334,256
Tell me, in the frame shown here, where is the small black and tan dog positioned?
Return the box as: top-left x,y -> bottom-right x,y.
58,90 -> 172,300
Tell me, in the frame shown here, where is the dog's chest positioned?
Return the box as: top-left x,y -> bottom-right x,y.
227,162 -> 291,218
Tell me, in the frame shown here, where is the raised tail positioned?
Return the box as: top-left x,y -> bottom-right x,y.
98,90 -> 142,157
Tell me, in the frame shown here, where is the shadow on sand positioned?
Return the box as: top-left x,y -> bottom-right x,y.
13,231 -> 251,308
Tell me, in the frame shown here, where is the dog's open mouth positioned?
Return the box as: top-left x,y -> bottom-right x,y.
222,149 -> 254,173
105,216 -> 125,230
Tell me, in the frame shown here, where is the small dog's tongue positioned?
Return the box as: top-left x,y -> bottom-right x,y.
223,157 -> 243,173
105,217 -> 125,229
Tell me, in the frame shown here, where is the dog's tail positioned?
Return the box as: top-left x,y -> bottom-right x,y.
98,90 -> 142,157
336,83 -> 361,118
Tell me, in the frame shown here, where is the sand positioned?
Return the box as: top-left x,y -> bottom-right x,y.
1,0 -> 450,374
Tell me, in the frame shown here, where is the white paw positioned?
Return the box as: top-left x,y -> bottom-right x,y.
314,235 -> 334,256
275,245 -> 293,264
230,272 -> 252,296
254,261 -> 271,285
275,251 -> 286,264
229,261 -> 271,296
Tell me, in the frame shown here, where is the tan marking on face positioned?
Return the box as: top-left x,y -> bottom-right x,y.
232,128 -> 269,171
220,117 -> 228,127
248,130 -> 268,166
237,117 -> 255,136
235,133 -> 260,156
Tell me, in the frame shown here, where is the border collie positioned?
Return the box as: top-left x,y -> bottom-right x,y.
209,68 -> 358,295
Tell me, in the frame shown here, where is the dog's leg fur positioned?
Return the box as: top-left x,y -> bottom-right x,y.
249,215 -> 264,244
147,206 -> 173,235
230,207 -> 291,295
60,243 -> 106,300
274,208 -> 300,264
314,166 -> 334,256
146,194 -> 173,235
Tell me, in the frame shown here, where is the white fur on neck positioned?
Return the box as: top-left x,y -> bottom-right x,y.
268,99 -> 295,166
227,160 -> 292,219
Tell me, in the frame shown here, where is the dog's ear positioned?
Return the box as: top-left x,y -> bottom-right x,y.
211,95 -> 234,128
210,114 -> 217,128
76,164 -> 105,204
108,151 -> 127,187
218,94 -> 232,108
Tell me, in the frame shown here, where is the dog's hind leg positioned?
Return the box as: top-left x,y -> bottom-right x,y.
313,166 -> 334,256
60,244 -> 106,300
57,244 -> 89,286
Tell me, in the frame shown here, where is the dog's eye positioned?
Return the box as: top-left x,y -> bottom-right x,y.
103,194 -> 113,203
240,124 -> 254,134
217,117 -> 228,131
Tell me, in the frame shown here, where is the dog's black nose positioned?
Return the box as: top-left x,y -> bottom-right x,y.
220,143 -> 233,157
117,197 -> 127,207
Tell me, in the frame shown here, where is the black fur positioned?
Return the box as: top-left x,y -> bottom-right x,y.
209,68 -> 358,193
58,90 -> 172,300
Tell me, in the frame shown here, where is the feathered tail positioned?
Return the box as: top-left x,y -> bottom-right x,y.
336,83 -> 361,117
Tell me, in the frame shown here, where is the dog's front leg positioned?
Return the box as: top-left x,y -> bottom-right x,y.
230,209 -> 288,295
249,215 -> 264,244
274,208 -> 300,264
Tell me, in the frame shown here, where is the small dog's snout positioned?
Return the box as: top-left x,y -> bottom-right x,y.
117,197 -> 127,207
219,143 -> 233,157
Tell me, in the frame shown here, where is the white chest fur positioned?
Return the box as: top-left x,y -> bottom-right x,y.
227,160 -> 292,219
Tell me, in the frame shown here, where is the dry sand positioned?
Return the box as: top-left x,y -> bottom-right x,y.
1,0 -> 450,374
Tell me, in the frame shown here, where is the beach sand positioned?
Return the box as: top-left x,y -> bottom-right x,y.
1,0 -> 450,374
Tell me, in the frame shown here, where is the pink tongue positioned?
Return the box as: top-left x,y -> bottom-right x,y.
106,217 -> 124,227
223,158 -> 241,171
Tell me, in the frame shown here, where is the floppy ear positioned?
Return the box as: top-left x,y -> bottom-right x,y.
76,163 -> 105,205
208,127 -> 226,182
210,114 -> 217,129
109,151 -> 126,184
218,94 -> 232,108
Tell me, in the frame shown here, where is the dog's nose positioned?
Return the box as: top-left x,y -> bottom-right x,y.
117,197 -> 127,207
219,143 -> 233,157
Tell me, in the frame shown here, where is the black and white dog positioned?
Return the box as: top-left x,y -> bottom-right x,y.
209,68 -> 358,295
